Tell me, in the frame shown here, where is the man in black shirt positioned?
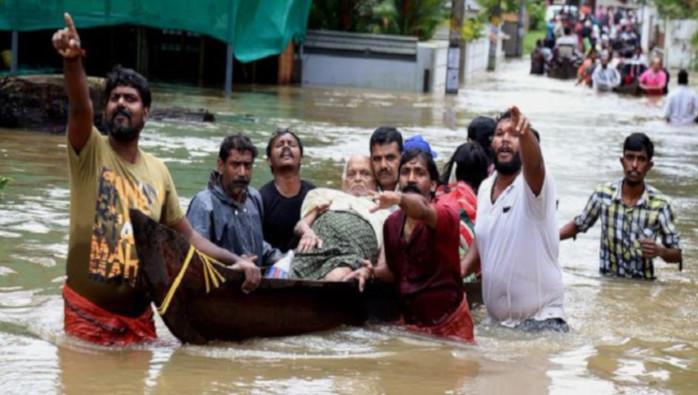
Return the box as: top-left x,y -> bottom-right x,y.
260,128 -> 315,252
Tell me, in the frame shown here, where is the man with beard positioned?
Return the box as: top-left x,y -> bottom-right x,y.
461,106 -> 567,332
187,134 -> 283,268
369,127 -> 403,192
560,133 -> 682,279
347,149 -> 475,343
290,155 -> 390,280
260,128 -> 315,252
53,13 -> 259,346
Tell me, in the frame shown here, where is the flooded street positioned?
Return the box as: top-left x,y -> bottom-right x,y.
1,59 -> 697,394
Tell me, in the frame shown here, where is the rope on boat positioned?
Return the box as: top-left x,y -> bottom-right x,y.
156,245 -> 226,316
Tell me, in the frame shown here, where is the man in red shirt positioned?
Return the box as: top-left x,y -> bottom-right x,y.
347,149 -> 475,343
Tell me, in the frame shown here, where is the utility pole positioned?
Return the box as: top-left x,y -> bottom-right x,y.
516,0 -> 525,57
450,0 -> 465,83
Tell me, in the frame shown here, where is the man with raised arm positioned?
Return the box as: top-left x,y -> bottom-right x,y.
53,13 -> 259,346
462,106 -> 567,332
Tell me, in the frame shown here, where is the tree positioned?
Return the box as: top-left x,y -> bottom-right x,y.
308,0 -> 448,41
653,0 -> 698,19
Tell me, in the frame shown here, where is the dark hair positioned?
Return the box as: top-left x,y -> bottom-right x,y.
563,27 -> 571,36
266,127 -> 304,158
623,133 -> 653,160
103,65 -> 152,109
467,116 -> 496,162
219,134 -> 258,161
440,143 -> 489,191
678,69 -> 688,85
370,127 -> 403,153
400,149 -> 439,182
495,110 -> 541,142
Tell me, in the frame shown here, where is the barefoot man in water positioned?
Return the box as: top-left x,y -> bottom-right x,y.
53,13 -> 259,346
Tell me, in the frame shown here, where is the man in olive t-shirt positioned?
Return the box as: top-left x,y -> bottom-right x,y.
53,13 -> 260,345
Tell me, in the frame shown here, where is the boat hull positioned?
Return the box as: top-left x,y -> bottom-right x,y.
130,209 -> 481,344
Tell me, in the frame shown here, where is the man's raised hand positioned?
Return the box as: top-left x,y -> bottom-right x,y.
509,105 -> 531,137
368,190 -> 401,213
52,13 -> 83,59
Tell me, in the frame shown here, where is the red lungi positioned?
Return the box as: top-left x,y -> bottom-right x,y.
405,295 -> 475,344
63,284 -> 156,346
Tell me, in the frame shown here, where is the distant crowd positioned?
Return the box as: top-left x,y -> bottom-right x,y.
531,5 -> 698,125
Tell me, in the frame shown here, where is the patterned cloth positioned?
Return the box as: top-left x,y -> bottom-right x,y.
290,211 -> 378,280
403,295 -> 475,343
574,179 -> 681,279
63,284 -> 156,346
435,181 -> 477,255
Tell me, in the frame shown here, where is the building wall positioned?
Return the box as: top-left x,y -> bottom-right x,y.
301,40 -> 448,94
463,37 -> 489,82
664,19 -> 698,69
301,54 -> 419,91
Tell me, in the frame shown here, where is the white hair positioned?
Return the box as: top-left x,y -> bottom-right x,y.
341,154 -> 371,181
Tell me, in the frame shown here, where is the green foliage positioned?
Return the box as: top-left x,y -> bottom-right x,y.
356,0 -> 401,34
523,28 -> 545,54
395,0 -> 447,40
476,0 -> 519,19
527,0 -> 546,31
308,0 -> 447,41
0,176 -> 10,192
461,16 -> 484,42
653,0 -> 698,19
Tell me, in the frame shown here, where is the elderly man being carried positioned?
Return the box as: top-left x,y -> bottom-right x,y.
289,155 -> 391,281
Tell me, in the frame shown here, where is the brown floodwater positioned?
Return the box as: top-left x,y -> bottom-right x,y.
0,59 -> 696,394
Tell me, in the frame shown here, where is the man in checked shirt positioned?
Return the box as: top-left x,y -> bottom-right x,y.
560,133 -> 682,279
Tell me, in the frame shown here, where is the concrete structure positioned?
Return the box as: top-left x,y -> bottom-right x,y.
463,35 -> 490,82
663,20 -> 698,70
301,30 -> 448,94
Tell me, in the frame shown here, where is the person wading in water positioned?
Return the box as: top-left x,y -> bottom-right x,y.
53,12 -> 259,346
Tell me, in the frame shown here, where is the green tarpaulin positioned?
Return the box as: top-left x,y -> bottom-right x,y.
0,0 -> 311,62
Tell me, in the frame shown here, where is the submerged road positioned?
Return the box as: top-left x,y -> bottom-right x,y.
0,58 -> 696,394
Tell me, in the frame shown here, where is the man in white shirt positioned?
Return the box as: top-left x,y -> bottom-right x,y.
555,27 -> 579,50
461,106 -> 567,332
592,55 -> 621,91
664,70 -> 698,125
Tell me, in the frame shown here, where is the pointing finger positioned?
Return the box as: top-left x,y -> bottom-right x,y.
64,12 -> 77,34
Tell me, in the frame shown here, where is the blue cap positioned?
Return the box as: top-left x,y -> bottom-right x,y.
404,135 -> 437,158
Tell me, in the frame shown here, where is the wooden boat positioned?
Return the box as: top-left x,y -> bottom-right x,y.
130,209 -> 482,344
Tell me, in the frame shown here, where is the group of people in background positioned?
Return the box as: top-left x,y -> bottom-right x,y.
531,6 -> 697,124
54,12 -> 683,348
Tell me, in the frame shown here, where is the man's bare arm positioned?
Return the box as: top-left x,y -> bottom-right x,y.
52,13 -> 93,152
559,220 -> 579,241
511,106 -> 545,196
169,217 -> 261,293
370,191 -> 438,228
461,240 -> 480,277
343,245 -> 394,292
